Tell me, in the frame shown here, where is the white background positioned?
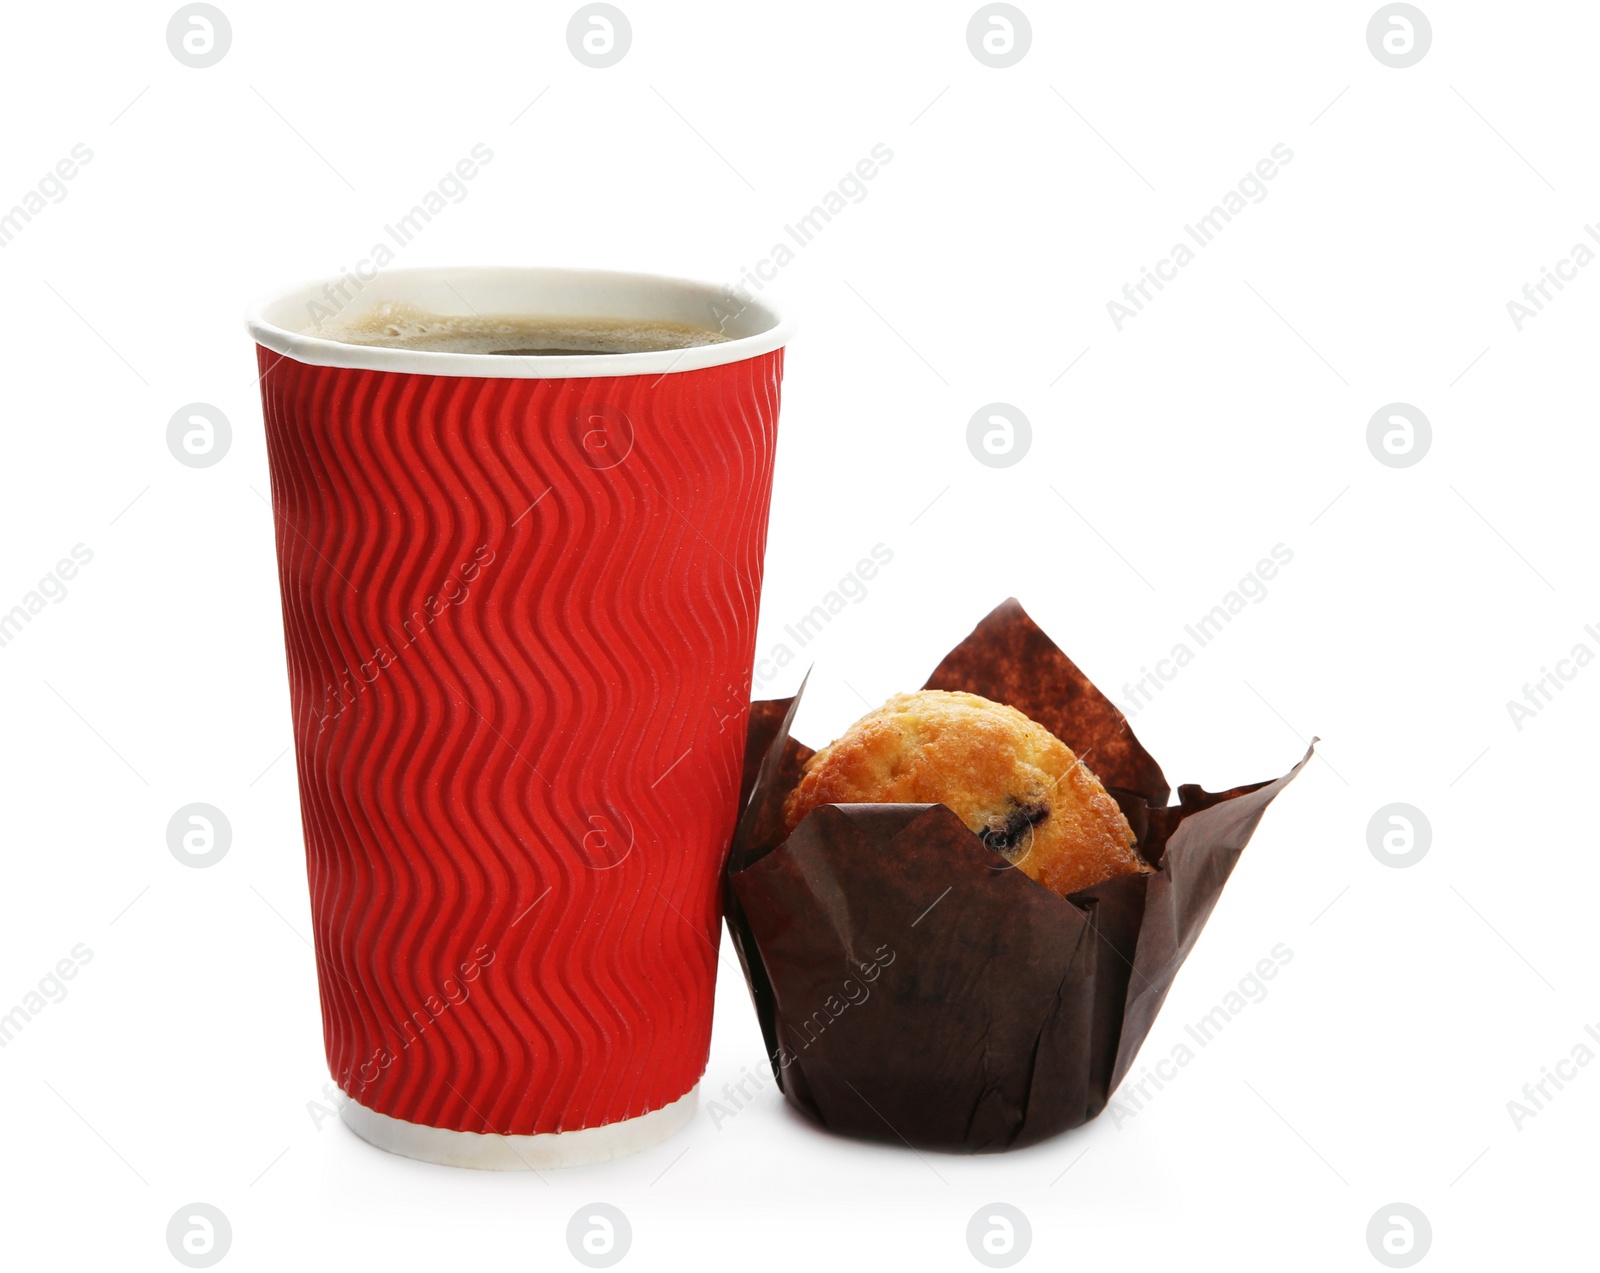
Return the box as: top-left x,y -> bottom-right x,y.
1,1 -> 1594,1268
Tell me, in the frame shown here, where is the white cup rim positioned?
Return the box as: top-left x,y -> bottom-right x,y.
245,265 -> 794,379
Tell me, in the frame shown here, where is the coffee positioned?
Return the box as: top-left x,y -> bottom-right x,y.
319,302 -> 728,356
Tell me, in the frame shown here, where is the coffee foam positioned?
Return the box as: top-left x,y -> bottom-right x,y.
317,301 -> 729,356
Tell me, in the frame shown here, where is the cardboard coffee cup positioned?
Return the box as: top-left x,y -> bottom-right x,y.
248,266 -> 793,1168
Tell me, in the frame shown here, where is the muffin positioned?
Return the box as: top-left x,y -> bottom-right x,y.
781,689 -> 1148,896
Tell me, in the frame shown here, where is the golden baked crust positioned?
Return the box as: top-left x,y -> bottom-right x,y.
782,689 -> 1147,896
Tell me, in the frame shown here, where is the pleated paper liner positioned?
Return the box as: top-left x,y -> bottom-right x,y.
725,599 -> 1312,1152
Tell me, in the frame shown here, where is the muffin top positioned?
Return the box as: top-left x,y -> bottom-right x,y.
782,689 -> 1146,896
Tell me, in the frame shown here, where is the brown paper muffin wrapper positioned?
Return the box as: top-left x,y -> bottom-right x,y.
724,599 -> 1311,1152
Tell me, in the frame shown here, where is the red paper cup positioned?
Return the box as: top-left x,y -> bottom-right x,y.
247,267 -> 791,1168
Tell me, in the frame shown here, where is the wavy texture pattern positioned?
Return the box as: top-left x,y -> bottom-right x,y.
257,349 -> 785,1134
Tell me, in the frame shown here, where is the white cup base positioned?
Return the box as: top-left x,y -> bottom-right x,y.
337,1083 -> 698,1170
